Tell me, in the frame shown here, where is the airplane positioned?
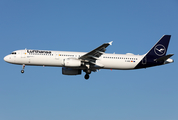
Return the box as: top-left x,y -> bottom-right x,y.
4,35 -> 174,80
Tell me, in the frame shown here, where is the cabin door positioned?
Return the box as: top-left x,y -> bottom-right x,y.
55,52 -> 60,60
21,50 -> 26,58
142,57 -> 147,64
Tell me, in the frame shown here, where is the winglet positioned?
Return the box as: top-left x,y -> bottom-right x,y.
109,41 -> 113,45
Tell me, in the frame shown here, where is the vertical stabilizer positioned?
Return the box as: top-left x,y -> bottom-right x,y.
145,35 -> 171,59
135,35 -> 171,69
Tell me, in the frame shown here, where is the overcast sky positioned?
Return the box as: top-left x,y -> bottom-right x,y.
0,0 -> 178,120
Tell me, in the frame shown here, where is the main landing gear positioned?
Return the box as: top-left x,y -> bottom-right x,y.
84,74 -> 89,80
21,64 -> 25,73
84,69 -> 91,80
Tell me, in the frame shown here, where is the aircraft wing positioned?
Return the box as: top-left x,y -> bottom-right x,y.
79,41 -> 113,63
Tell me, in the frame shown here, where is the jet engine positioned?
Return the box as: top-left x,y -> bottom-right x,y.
62,67 -> 81,75
63,58 -> 81,67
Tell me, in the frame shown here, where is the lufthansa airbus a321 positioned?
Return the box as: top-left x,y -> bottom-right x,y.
4,35 -> 174,80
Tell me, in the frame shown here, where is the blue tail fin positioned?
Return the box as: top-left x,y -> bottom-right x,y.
145,35 -> 171,59
135,35 -> 171,69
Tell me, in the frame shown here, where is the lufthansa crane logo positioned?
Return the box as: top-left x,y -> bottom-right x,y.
154,44 -> 166,56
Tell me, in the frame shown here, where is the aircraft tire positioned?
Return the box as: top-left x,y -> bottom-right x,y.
21,70 -> 24,73
85,74 -> 89,80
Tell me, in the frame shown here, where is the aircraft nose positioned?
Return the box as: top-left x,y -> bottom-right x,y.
4,56 -> 8,62
4,55 -> 10,62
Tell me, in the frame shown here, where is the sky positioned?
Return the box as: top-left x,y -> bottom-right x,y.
0,0 -> 178,120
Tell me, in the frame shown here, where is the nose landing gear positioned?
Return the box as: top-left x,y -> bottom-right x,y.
21,64 -> 25,73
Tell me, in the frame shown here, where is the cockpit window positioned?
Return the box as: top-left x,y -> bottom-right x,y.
11,52 -> 16,54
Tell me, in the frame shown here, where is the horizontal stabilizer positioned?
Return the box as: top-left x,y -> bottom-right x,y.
154,54 -> 174,62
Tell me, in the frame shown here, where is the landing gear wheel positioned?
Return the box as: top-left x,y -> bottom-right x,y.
84,74 -> 89,80
21,64 -> 25,74
21,70 -> 24,73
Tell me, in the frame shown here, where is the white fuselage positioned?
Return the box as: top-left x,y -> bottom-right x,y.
3,35 -> 174,79
4,49 -> 144,70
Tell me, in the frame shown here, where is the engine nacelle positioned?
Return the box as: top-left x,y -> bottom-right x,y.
62,67 -> 81,75
63,58 -> 81,67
